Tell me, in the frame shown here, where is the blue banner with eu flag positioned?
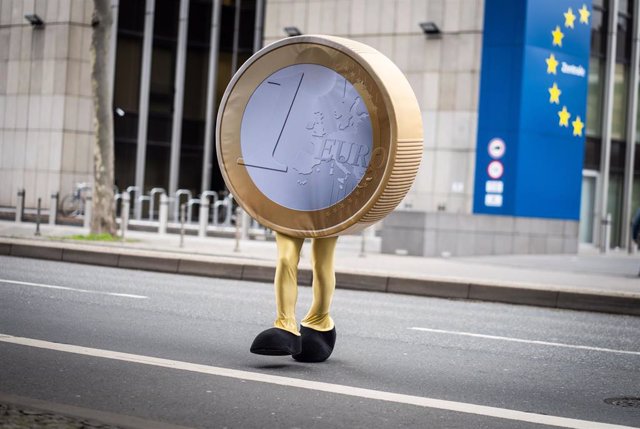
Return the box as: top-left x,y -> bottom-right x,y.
473,0 -> 592,220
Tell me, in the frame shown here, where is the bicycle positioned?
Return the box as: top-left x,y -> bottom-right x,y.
59,182 -> 91,217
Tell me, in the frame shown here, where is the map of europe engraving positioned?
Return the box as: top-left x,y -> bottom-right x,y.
240,64 -> 373,211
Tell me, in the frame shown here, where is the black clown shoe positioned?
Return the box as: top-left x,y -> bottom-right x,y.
292,326 -> 337,363
250,328 -> 302,356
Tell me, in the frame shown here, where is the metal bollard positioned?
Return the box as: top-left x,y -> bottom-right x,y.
199,198 -> 209,237
121,192 -> 130,239
126,185 -> 140,220
15,189 -> 25,223
180,203 -> 186,248
149,187 -> 166,221
187,198 -> 200,223
114,193 -> 122,213
225,194 -> 234,226
600,213 -> 611,253
49,192 -> 58,225
35,198 -> 42,236
83,195 -> 92,229
174,189 -> 192,222
200,191 -> 219,229
137,195 -> 150,220
241,210 -> 250,240
234,206 -> 242,252
213,200 -> 224,226
158,193 -> 169,234
603,213 -> 612,254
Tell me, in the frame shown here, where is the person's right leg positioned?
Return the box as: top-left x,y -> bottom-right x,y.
273,232 -> 305,334
250,232 -> 304,355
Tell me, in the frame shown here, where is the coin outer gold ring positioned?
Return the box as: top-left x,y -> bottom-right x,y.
216,35 -> 423,238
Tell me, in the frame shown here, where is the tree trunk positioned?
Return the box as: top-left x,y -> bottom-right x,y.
90,0 -> 117,236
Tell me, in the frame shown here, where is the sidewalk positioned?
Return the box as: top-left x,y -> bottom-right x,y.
0,220 -> 638,316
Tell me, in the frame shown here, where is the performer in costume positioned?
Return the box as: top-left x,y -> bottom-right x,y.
216,35 -> 423,362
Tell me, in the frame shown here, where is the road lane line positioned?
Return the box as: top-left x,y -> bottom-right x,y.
410,327 -> 640,356
0,279 -> 148,299
0,334 -> 637,429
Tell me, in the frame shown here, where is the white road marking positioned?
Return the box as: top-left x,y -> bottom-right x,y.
0,279 -> 148,299
0,334 -> 637,429
410,327 -> 640,357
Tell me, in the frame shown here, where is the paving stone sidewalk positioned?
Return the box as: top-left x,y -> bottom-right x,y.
0,402 -> 122,429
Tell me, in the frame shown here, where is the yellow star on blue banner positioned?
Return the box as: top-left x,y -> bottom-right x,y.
579,4 -> 590,24
551,26 -> 564,46
564,8 -> 576,28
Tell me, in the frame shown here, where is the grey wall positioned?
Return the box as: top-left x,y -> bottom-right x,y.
0,0 -> 94,209
382,210 -> 579,256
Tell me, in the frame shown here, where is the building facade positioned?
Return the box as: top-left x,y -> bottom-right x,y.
0,0 -> 638,255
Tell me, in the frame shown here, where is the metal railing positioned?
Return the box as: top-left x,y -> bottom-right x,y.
10,184 -> 270,241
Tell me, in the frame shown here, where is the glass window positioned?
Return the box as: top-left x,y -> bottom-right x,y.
611,63 -> 628,140
619,0 -> 631,15
587,58 -> 603,137
118,0 -> 145,34
584,137 -> 601,170
591,9 -> 606,57
616,15 -> 630,61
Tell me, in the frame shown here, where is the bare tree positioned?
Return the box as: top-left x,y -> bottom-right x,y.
89,0 -> 117,236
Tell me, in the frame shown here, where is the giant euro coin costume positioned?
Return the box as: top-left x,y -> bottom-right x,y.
217,35 -> 422,361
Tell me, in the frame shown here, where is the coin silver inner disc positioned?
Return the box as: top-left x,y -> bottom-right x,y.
240,63 -> 373,211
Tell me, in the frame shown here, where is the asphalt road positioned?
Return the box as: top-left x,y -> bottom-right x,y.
0,254 -> 639,429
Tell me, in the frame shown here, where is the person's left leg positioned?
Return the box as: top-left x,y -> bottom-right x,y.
293,235 -> 339,362
300,236 -> 338,330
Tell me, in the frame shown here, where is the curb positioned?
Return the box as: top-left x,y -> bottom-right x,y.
1,239 -> 639,317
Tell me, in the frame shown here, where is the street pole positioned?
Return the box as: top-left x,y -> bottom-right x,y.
35,198 -> 41,236
134,0 -> 156,220
597,0 -> 619,253
168,0 -> 190,200
622,0 -> 640,252
200,0 -> 222,194
180,203 -> 186,248
231,0 -> 241,75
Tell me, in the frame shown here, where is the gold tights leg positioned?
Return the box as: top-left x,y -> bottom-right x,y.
273,232 -> 304,335
301,236 -> 338,331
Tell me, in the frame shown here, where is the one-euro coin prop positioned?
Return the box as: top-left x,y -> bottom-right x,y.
216,35 -> 423,238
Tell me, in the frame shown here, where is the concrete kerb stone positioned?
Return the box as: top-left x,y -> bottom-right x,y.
468,283 -> 559,308
241,264 -> 276,283
0,242 -> 10,255
118,254 -> 180,273
335,272 -> 388,292
10,244 -> 63,261
557,292 -> 640,316
62,249 -> 120,267
387,277 -> 469,298
178,259 -> 243,280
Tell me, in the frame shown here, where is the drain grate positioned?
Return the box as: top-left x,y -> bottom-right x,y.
604,397 -> 640,408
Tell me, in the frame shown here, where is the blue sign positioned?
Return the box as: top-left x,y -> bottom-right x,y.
473,0 -> 592,220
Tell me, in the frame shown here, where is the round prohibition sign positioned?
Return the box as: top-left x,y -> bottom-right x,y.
487,160 -> 504,180
488,138 -> 506,159
216,35 -> 423,238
